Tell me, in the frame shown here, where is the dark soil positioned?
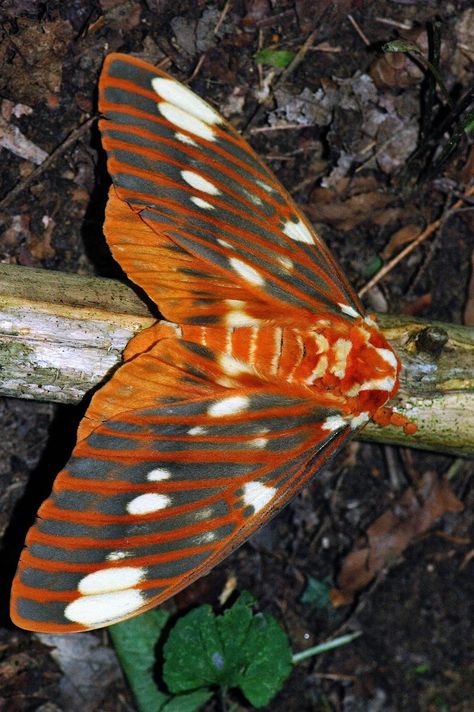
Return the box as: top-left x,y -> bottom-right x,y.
0,1 -> 473,711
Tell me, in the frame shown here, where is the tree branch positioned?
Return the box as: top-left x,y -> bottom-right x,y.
1,264 -> 472,456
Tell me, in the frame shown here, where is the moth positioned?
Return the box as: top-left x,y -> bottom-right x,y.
11,54 -> 415,632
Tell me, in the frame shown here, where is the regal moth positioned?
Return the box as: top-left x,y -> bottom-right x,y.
10,53 -> 415,633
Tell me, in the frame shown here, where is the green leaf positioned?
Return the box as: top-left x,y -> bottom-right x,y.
162,689 -> 213,712
361,255 -> 383,278
163,605 -> 226,692
255,48 -> 294,68
109,608 -> 171,712
163,592 -> 292,708
236,612 -> 293,707
382,39 -> 419,54
300,576 -> 333,610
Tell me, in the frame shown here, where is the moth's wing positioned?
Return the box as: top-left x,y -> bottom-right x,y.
99,53 -> 363,326
11,333 -> 352,633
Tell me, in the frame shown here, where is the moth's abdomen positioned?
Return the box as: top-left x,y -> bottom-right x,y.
179,319 -> 400,416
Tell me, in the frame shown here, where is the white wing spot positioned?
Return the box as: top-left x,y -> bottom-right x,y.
188,425 -> 208,436
147,467 -> 172,481
351,411 -> 370,429
127,493 -> 171,515
249,436 -> 268,449
151,77 -> 222,125
106,550 -> 131,562
256,179 -> 275,193
226,311 -> 261,327
217,238 -> 234,249
229,257 -> 264,285
191,196 -> 214,210
158,102 -> 216,141
338,303 -> 360,319
208,395 -> 250,418
175,131 -> 197,146
375,347 -> 398,370
224,300 -> 261,327
64,590 -> 144,627
181,170 -> 220,195
321,415 -> 347,431
242,481 -> 276,513
78,567 -> 146,595
242,188 -> 263,206
219,353 -> 254,376
277,255 -> 294,270
195,531 -> 216,544
359,376 -> 396,392
283,218 -> 314,244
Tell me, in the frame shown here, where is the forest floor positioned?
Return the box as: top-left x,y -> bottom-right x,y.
0,1 -> 473,711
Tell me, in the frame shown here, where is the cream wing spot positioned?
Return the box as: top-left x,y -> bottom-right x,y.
127,493 -> 171,515
283,217 -> 314,244
229,257 -> 264,286
151,77 -> 222,125
147,467 -> 171,481
242,481 -> 276,513
78,567 -> 146,595
305,355 -> 328,385
208,395 -> 250,418
330,338 -> 352,379
158,103 -> 216,141
313,333 -> 329,353
181,170 -> 220,195
64,590 -> 144,627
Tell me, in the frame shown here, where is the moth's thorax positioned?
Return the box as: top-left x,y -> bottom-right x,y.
180,319 -> 400,415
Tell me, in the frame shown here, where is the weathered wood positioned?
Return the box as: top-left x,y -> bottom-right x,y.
0,264 -> 154,403
0,263 -> 473,456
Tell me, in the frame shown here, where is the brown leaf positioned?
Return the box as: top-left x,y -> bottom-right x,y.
333,472 -> 463,604
381,224 -> 422,259
402,293 -> 433,316
307,185 -> 394,231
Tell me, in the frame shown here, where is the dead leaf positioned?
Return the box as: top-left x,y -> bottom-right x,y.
332,472 -> 463,604
36,633 -> 121,712
402,293 -> 433,316
381,224 -> 423,259
28,216 -> 56,261
307,184 -> 394,231
369,29 -> 448,89
0,19 -> 73,105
